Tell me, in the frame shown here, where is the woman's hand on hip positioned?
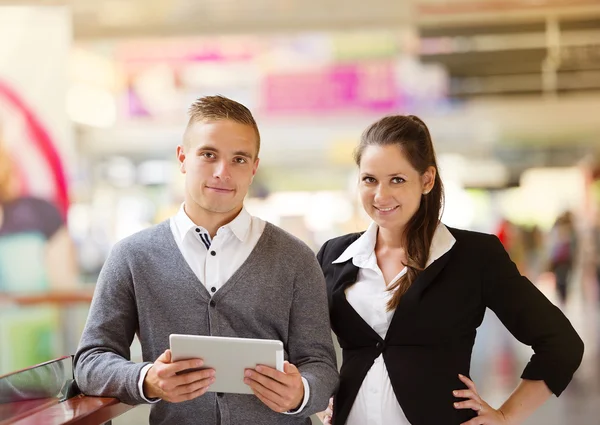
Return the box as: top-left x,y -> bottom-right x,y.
453,374 -> 512,425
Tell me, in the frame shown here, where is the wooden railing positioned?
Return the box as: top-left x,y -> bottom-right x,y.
0,356 -> 135,425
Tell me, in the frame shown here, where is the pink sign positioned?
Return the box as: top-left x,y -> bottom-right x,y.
262,62 -> 398,114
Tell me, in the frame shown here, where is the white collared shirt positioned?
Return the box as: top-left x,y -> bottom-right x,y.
138,204 -> 309,413
169,204 -> 265,294
333,222 -> 456,425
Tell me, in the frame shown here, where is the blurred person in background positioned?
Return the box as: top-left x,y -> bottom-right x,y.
317,115 -> 583,425
523,225 -> 545,284
0,139 -> 77,293
496,218 -> 527,275
548,211 -> 578,307
74,95 -> 338,425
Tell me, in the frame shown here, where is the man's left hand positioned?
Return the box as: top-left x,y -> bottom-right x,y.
244,361 -> 304,413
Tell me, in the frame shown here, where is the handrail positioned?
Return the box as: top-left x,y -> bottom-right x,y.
0,290 -> 94,306
3,395 -> 135,425
0,357 -> 136,425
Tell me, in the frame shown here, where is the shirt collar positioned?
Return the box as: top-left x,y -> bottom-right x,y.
332,222 -> 456,268
332,221 -> 378,265
222,207 -> 251,242
174,204 -> 252,243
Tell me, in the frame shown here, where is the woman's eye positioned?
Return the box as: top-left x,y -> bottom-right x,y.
391,177 -> 405,184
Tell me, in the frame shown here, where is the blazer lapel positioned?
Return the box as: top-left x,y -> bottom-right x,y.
405,248 -> 454,304
386,248 -> 454,339
330,260 -> 383,344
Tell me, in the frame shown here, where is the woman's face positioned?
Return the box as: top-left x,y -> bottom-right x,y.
358,144 -> 435,233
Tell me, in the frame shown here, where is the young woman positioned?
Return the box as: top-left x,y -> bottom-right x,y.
317,115 -> 583,425
0,141 -> 77,292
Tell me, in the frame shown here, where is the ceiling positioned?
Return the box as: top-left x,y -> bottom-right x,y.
419,16 -> 600,97
2,0 -> 597,98
1,0 -> 599,38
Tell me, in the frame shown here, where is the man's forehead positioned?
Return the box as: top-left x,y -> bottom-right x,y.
185,120 -> 258,156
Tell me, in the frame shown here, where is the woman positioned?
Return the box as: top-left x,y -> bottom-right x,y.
0,141 -> 77,292
548,211 -> 577,307
317,115 -> 583,425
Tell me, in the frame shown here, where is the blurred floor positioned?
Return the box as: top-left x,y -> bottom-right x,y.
114,271 -> 599,425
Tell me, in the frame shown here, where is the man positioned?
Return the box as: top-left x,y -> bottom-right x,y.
74,95 -> 338,425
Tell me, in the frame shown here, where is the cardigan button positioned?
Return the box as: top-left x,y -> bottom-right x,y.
210,300 -> 216,307
376,341 -> 383,350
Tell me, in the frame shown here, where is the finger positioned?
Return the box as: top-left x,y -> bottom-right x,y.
156,349 -> 171,363
458,374 -> 478,392
175,375 -> 216,396
245,369 -> 287,394
171,383 -> 212,403
283,361 -> 299,374
172,368 -> 215,387
245,376 -> 287,407
252,387 -> 286,413
170,358 -> 206,375
454,399 -> 483,412
452,389 -> 479,400
155,360 -> 204,380
254,364 -> 290,384
172,369 -> 216,391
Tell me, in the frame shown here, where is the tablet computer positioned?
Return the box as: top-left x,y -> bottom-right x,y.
169,334 -> 284,395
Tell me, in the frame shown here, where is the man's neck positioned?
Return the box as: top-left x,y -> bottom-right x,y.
183,202 -> 243,238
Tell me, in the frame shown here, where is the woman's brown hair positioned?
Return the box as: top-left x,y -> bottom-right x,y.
354,115 -> 444,310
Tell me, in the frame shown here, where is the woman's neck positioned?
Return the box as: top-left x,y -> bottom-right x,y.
376,225 -> 405,250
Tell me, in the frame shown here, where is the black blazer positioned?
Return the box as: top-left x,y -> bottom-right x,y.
317,226 -> 584,425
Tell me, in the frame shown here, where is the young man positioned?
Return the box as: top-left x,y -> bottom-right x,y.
74,96 -> 338,425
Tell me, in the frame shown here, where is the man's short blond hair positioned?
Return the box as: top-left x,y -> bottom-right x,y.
186,95 -> 260,156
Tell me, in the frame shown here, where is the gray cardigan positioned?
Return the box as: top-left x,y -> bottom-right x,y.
74,220 -> 338,425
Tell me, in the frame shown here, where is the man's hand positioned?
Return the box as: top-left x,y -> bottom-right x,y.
143,349 -> 215,403
243,361 -> 304,413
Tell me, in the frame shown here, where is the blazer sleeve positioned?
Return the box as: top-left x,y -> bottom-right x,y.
481,234 -> 584,396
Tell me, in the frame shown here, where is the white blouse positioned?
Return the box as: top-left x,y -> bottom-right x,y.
333,222 -> 456,425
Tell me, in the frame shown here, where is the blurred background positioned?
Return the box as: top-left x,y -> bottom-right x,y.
0,0 -> 599,423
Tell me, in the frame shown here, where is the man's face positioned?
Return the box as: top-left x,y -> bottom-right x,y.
177,119 -> 259,216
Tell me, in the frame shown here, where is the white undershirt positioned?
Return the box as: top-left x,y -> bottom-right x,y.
333,222 -> 456,425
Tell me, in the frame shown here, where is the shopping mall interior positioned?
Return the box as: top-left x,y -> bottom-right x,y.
1,0 -> 600,423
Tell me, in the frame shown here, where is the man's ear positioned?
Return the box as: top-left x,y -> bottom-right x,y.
176,145 -> 186,173
251,157 -> 260,181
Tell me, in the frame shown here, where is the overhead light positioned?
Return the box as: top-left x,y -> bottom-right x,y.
67,83 -> 116,128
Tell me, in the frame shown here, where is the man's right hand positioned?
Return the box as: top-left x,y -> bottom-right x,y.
143,349 -> 215,402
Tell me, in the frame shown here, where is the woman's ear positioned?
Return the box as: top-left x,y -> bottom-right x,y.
421,166 -> 436,194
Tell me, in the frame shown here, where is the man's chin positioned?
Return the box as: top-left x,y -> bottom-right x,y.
201,203 -> 241,215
